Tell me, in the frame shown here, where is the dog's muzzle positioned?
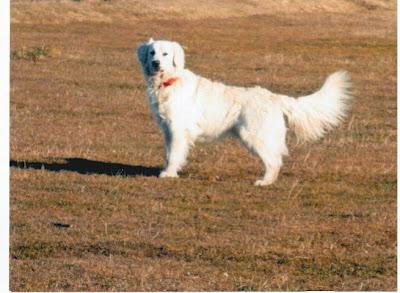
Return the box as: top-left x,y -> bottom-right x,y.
152,60 -> 160,71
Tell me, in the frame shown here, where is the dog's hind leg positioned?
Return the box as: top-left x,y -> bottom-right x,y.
243,135 -> 285,186
253,151 -> 283,186
236,110 -> 288,186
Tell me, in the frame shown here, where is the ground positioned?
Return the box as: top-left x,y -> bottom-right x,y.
10,0 -> 396,291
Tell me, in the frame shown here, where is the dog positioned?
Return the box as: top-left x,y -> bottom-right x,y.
136,38 -> 352,186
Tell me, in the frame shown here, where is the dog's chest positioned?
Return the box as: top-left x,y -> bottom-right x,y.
148,89 -> 174,122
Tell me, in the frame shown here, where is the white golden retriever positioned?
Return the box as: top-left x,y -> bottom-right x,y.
136,38 -> 351,186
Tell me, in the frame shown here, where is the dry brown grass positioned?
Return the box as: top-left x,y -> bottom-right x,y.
11,0 -> 394,24
10,0 -> 396,291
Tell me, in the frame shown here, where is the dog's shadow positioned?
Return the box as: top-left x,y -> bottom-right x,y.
10,158 -> 161,177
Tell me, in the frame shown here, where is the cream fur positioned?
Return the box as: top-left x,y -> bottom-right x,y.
136,39 -> 352,186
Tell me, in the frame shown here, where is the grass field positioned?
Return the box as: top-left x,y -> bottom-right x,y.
10,0 -> 396,291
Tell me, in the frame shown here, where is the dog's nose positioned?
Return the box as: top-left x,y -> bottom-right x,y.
152,60 -> 160,68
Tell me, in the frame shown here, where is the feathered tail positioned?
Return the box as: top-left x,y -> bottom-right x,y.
278,70 -> 352,142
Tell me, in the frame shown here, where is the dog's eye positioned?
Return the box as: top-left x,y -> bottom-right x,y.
163,52 -> 168,56
150,51 -> 155,55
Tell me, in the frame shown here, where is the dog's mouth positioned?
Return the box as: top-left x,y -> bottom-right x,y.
150,68 -> 164,76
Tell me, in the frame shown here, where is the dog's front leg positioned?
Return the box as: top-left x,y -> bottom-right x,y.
160,125 -> 172,165
159,131 -> 189,178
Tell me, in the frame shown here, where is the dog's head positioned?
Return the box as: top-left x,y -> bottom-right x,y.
136,39 -> 185,77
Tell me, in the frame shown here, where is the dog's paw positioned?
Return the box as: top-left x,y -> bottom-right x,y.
159,170 -> 179,178
254,180 -> 266,186
254,179 -> 273,186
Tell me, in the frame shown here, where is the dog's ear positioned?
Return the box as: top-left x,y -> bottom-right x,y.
172,42 -> 185,70
136,39 -> 154,67
136,43 -> 149,67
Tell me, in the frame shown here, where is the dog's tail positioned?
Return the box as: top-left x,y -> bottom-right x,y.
278,70 -> 352,142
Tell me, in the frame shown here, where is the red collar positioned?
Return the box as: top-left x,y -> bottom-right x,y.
159,77 -> 178,89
